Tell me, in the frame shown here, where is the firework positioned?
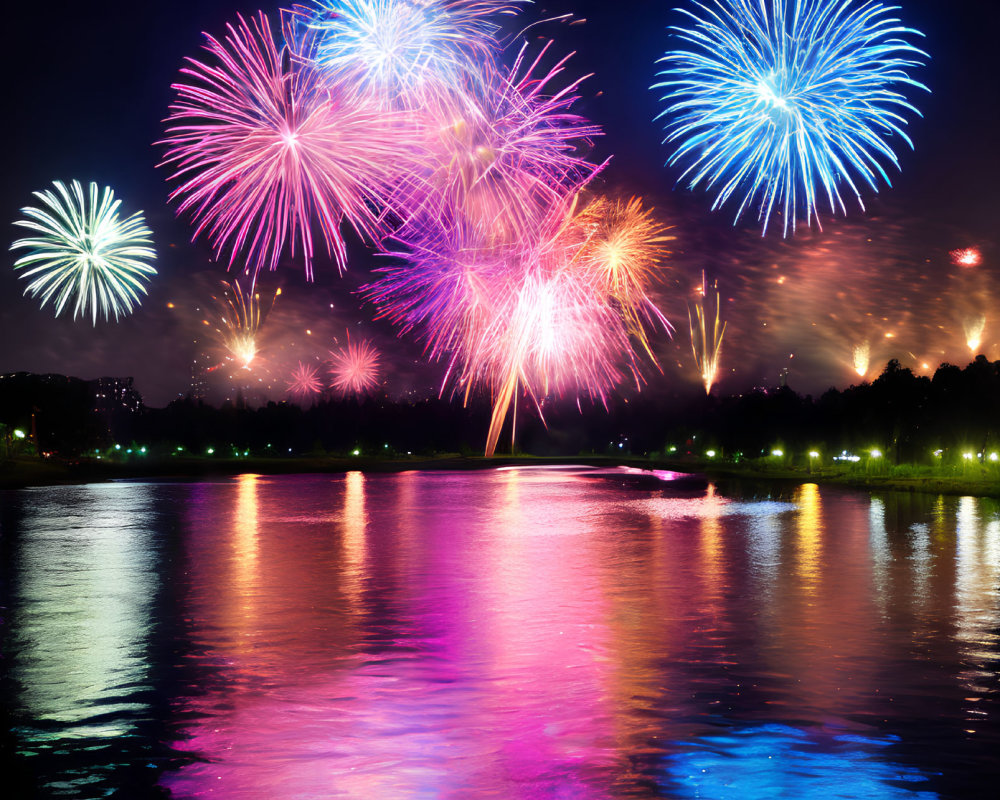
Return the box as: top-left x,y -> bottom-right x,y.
214,281 -> 279,369
161,12 -> 416,280
950,247 -> 981,268
852,341 -> 870,378
10,180 -> 156,324
964,315 -> 986,354
329,336 -> 383,396
688,273 -> 726,394
575,196 -> 674,359
368,195 -> 672,456
287,361 -> 325,397
653,0 -> 928,235
291,1 -> 523,108
398,42 -> 604,242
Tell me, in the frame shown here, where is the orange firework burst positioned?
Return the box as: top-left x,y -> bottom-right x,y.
950,247 -> 981,267
214,280 -> 280,369
576,196 -> 675,359
329,336 -> 382,396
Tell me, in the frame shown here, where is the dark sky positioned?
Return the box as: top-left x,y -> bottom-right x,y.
2,1 -> 998,406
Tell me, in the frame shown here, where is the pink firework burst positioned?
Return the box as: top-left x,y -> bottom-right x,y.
367,194 -> 673,456
397,42 -> 604,243
160,12 -> 417,280
950,247 -> 981,268
329,336 -> 383,396
286,361 -> 325,397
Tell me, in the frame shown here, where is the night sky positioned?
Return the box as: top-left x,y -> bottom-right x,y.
2,0 -> 998,407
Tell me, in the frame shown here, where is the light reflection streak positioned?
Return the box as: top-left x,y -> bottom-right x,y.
869,496 -> 890,617
794,483 -> 822,594
12,486 -> 156,743
229,473 -> 260,653
340,470 -> 368,604
952,496 -> 1000,729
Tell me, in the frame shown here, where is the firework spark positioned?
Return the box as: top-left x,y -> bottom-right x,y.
161,11 -> 416,280
950,247 -> 981,267
10,180 -> 156,324
852,341 -> 871,379
215,281 -> 279,369
293,1 -> 523,108
287,361 -> 325,397
964,315 -> 986,354
329,336 -> 383,396
654,0 -> 928,235
688,272 -> 726,394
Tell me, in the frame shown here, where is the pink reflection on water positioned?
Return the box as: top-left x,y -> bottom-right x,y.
162,470 -> 621,798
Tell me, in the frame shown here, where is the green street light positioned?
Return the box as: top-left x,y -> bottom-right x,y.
870,449 -> 882,458
808,450 -> 820,459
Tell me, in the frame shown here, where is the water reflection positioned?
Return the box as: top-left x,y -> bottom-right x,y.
4,473 -> 1000,797
6,483 -> 160,793
662,724 -> 936,799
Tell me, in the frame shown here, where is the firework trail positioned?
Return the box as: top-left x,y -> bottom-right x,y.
289,1 -> 524,108
287,360 -> 325,397
329,335 -> 383,396
161,11 -> 419,281
964,315 -> 986,354
852,341 -> 871,379
10,180 -> 156,324
688,272 -> 726,394
214,281 -> 280,369
654,0 -> 928,235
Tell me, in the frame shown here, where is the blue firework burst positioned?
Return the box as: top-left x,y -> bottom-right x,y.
292,1 -> 524,108
653,0 -> 928,235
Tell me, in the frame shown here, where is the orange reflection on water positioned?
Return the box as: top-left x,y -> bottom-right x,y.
794,483 -> 822,594
229,474 -> 260,654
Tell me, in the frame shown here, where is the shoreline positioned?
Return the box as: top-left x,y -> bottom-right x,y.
2,455 -> 1000,498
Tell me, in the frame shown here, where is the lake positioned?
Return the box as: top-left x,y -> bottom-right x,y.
2,467 -> 998,798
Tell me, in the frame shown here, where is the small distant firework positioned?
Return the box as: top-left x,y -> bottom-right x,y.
852,342 -> 871,379
294,1 -> 523,107
654,0 -> 928,235
688,272 -> 726,394
329,336 -> 382,396
215,281 -> 279,369
10,180 -> 156,324
161,12 -> 414,280
950,247 -> 981,267
964,315 -> 986,354
287,361 -> 325,397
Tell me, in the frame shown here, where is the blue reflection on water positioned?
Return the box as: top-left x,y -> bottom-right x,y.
662,724 -> 937,799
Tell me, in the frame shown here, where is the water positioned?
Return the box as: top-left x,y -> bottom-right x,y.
1,468 -> 998,799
